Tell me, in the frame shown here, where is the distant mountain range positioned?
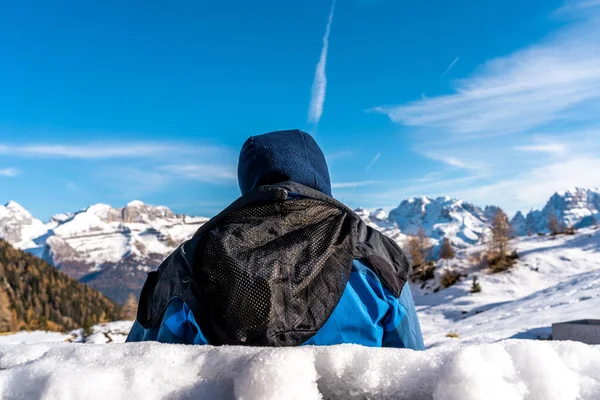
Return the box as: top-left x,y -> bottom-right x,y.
0,200 -> 207,303
510,188 -> 600,236
0,188 -> 598,303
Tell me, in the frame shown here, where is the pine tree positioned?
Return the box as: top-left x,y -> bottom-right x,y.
548,211 -> 561,235
121,293 -> 138,321
439,238 -> 455,263
491,209 -> 512,260
0,280 -> 12,332
0,240 -> 119,332
470,276 -> 482,293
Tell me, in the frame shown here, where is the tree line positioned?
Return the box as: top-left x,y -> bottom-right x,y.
0,240 -> 121,333
407,208 -> 519,286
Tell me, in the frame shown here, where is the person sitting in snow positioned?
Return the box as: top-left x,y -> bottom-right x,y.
127,129 -> 424,349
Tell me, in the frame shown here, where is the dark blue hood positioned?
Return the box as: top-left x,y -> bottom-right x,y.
237,129 -> 332,196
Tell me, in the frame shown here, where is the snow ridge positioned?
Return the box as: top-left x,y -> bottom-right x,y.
0,340 -> 598,399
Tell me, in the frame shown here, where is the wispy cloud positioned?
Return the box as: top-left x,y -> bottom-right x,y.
160,164 -> 237,183
95,167 -> 174,199
332,180 -> 387,189
440,56 -> 459,80
308,0 -> 336,124
65,181 -> 82,192
369,3 -> 600,213
422,153 -> 480,170
0,142 -> 228,159
514,143 -> 566,155
374,14 -> 600,141
554,0 -> 600,16
366,152 -> 381,170
0,168 -> 19,177
448,157 -> 600,214
326,150 -> 354,161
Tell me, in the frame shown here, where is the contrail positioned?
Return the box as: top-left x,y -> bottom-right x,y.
308,0 -> 336,124
440,56 -> 459,80
366,152 -> 381,170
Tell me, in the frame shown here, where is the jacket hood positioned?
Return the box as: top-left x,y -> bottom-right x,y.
237,129 -> 332,196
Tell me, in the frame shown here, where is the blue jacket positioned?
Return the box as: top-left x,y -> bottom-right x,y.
127,130 -> 424,349
127,259 -> 424,349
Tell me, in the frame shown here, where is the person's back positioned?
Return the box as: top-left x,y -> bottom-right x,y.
127,129 -> 424,349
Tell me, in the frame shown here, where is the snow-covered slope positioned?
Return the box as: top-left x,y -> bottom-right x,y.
0,200 -> 208,303
0,321 -> 133,345
514,188 -> 600,236
0,340 -> 598,399
414,226 -> 600,348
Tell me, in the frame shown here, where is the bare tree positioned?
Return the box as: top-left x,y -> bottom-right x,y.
407,237 -> 424,268
491,208 -> 512,260
407,227 -> 433,281
548,211 -> 561,235
439,238 -> 455,264
121,293 -> 139,321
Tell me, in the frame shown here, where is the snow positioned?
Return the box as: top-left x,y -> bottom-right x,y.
515,188 -> 600,235
414,227 -> 600,348
0,211 -> 598,398
0,201 -> 48,250
0,200 -> 209,281
0,321 -> 134,346
0,340 -> 598,399
0,331 -> 71,345
388,196 -> 490,249
127,200 -> 145,207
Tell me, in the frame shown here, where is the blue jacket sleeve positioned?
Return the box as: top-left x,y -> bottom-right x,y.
382,283 -> 425,350
126,297 -> 209,344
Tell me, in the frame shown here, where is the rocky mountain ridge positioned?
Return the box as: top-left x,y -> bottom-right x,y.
1,187 -> 598,302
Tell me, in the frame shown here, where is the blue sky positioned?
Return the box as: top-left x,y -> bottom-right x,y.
1,0 -> 600,220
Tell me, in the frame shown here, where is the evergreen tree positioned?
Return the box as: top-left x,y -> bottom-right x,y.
0,240 -> 119,332
470,276 -> 482,293
0,279 -> 12,332
121,293 -> 139,321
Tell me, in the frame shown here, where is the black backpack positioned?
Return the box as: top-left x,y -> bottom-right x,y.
136,182 -> 411,346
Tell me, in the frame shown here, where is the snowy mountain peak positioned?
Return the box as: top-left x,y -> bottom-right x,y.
513,187 -> 600,236
0,201 -> 46,249
126,200 -> 145,207
4,200 -> 31,217
50,213 -> 73,224
0,200 -> 209,303
389,196 -> 490,248
371,208 -> 388,221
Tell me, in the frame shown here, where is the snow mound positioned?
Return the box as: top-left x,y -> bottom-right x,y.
0,341 -> 598,399
0,331 -> 71,345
